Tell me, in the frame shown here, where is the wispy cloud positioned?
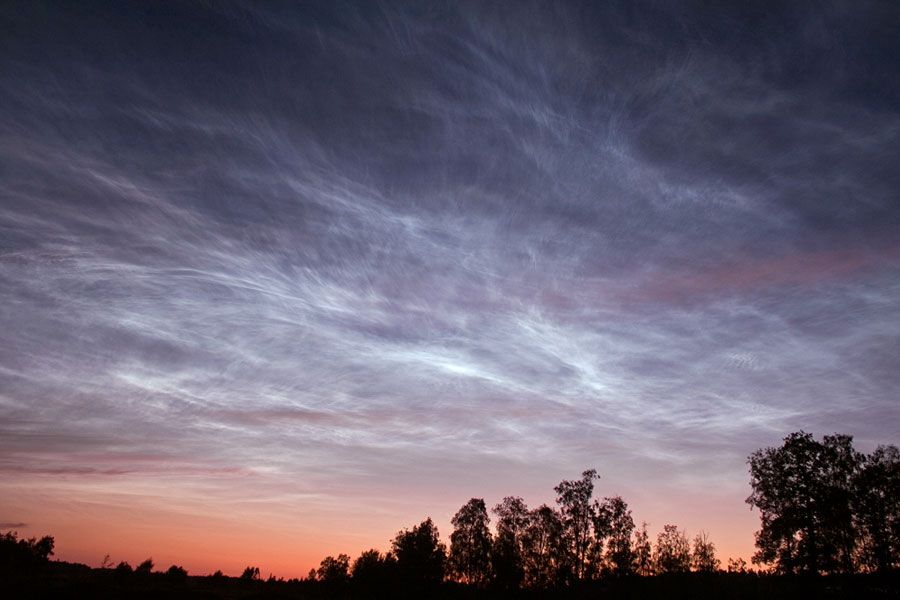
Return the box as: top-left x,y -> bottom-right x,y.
0,0 -> 898,575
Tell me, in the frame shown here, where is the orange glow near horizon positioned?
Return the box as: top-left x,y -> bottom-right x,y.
3,0 -> 898,588
2,471 -> 759,579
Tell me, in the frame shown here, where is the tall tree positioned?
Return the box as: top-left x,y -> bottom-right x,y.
392,518 -> 447,590
747,431 -> 861,574
691,531 -> 720,572
853,445 -> 900,572
653,524 -> 691,574
594,495 -> 636,576
449,498 -> 493,586
521,504 -> 567,588
492,496 -> 529,591
554,469 -> 599,581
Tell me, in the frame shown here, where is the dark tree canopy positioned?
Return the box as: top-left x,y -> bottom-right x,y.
491,496 -> 530,591
392,518 -> 447,589
521,504 -> 567,588
747,432 -> 861,574
449,498 -> 493,586
633,522 -> 653,576
594,495 -> 636,576
315,553 -> 351,584
852,444 -> 900,572
691,532 -> 720,573
554,469 -> 599,581
0,531 -> 54,573
654,525 -> 691,574
351,548 -> 396,590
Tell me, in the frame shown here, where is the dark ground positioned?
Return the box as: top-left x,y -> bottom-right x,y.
4,561 -> 900,599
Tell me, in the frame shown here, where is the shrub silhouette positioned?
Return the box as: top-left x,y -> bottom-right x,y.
135,558 -> 154,575
0,531 -> 54,572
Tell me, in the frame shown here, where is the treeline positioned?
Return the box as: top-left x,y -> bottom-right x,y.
2,431 -> 898,599
300,469 -> 730,595
297,430 -> 899,592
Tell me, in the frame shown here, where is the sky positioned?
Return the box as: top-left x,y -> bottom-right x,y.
1,0 -> 899,579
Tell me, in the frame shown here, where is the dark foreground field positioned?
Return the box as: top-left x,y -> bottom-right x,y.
5,561 -> 900,600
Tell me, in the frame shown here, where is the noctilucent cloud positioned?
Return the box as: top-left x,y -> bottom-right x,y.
1,1 -> 899,577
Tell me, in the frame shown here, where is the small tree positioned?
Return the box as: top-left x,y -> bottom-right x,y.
653,525 -> 690,574
633,522 -> 653,576
135,558 -> 154,575
166,564 -> 188,583
727,557 -> 748,573
240,565 -> 260,581
691,531 -> 720,572
352,549 -> 395,590
315,554 -> 350,584
114,561 -> 133,575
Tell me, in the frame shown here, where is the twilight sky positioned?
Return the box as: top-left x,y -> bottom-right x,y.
1,1 -> 899,578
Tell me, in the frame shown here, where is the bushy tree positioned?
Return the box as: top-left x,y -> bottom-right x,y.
747,432 -> 861,574
449,498 -> 492,586
0,531 -> 55,572
352,548 -> 396,592
691,531 -> 720,572
114,561 -> 133,575
315,553 -> 350,584
653,524 -> 690,574
135,558 -> 154,575
240,565 -> 260,581
392,518 -> 446,589
594,495 -> 636,576
492,496 -> 529,590
166,564 -> 188,583
853,444 -> 900,572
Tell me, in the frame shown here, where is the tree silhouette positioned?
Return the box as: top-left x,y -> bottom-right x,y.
491,496 -> 529,590
392,518 -> 446,590
594,495 -> 636,576
554,469 -> 599,581
315,553 -> 351,584
351,548 -> 396,593
726,557 -> 748,573
135,558 -> 154,575
166,564 -> 188,583
240,565 -> 260,581
114,561 -> 133,576
0,531 -> 54,572
633,522 -> 653,576
654,524 -> 690,574
691,531 -> 720,572
521,504 -> 567,588
449,498 -> 493,586
747,431 -> 861,574
852,444 -> 900,572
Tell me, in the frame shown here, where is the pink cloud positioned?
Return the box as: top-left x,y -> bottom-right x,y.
631,242 -> 899,306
